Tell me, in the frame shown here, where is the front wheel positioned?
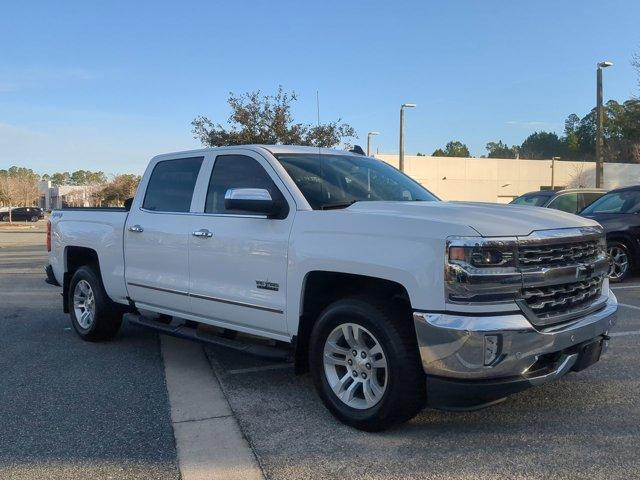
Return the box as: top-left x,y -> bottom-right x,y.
30,215 -> 39,222
69,265 -> 123,341
309,296 -> 426,431
608,241 -> 632,283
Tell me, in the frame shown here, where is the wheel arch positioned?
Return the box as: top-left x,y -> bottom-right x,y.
293,271 -> 411,374
62,246 -> 101,313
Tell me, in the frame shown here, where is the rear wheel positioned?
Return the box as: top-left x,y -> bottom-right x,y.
309,296 -> 426,431
608,241 -> 632,283
69,265 -> 123,341
0,214 -> 8,222
30,215 -> 39,222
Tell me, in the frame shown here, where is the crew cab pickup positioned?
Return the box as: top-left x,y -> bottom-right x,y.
47,145 -> 618,431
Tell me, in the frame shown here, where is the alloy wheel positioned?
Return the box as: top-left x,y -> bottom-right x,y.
608,245 -> 629,280
73,280 -> 96,329
323,322 -> 388,410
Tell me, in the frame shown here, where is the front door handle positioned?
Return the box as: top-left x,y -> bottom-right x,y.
128,224 -> 144,233
192,229 -> 213,238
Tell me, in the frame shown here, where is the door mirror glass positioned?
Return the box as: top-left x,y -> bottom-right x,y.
224,188 -> 280,217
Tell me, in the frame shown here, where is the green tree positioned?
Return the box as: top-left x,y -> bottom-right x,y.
432,141 -> 471,157
50,172 -> 71,186
519,131 -> 565,159
97,174 -> 141,206
486,140 -> 519,158
192,86 -> 356,148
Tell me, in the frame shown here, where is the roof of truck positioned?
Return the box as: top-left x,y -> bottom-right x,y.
153,144 -> 363,160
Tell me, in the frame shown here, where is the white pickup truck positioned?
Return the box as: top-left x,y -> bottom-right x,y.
47,145 -> 617,431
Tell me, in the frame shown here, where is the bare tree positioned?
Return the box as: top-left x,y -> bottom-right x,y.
0,166 -> 40,223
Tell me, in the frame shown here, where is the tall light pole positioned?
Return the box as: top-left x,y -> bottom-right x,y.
399,103 -> 416,171
551,157 -> 561,190
596,61 -> 613,188
367,131 -> 380,156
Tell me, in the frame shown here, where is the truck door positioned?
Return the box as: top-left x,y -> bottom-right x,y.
124,155 -> 204,314
188,150 -> 294,336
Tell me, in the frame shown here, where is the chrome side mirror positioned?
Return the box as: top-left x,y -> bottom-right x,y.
224,188 -> 282,217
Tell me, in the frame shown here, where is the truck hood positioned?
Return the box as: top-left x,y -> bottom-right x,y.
346,201 -> 600,237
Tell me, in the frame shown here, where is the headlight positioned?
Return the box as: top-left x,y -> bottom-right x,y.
445,237 -> 520,304
448,245 -> 515,268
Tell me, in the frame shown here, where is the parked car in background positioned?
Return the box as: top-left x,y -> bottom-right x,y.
0,207 -> 45,222
510,188 -> 606,214
581,185 -> 640,282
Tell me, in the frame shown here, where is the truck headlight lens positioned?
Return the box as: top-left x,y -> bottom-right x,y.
448,245 -> 516,269
445,237 -> 520,304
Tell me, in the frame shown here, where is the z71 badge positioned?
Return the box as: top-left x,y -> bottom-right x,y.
256,280 -> 279,291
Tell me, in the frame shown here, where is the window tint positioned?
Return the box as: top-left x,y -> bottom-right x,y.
205,155 -> 286,215
579,192 -> 604,212
582,190 -> 640,214
275,153 -> 437,209
510,194 -> 550,207
547,193 -> 578,213
143,157 -> 203,212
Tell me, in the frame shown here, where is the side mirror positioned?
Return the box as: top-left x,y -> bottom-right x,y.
224,188 -> 282,217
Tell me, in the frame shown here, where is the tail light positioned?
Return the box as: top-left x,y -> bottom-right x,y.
46,220 -> 51,252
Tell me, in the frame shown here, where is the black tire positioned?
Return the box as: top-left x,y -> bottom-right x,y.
608,240 -> 633,283
309,296 -> 426,431
0,214 -> 7,222
30,215 -> 39,222
68,265 -> 123,341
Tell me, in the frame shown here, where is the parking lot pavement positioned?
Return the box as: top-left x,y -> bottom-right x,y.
205,287 -> 640,480
0,237 -> 180,479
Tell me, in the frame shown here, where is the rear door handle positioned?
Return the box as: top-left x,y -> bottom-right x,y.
128,225 -> 144,233
192,229 -> 213,238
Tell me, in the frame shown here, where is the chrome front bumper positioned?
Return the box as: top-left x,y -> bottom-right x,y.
413,290 -> 617,381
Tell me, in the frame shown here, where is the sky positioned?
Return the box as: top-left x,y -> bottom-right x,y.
1,0 -> 639,175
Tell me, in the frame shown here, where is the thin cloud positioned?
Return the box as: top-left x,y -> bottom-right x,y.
505,120 -> 559,129
0,66 -> 96,92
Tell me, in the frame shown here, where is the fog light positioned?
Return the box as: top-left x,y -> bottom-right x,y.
484,335 -> 502,366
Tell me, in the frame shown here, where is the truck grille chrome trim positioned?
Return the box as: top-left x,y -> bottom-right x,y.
520,276 -> 604,323
518,240 -> 599,268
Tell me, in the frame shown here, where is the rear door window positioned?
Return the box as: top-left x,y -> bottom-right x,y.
143,157 -> 204,212
547,193 -> 579,213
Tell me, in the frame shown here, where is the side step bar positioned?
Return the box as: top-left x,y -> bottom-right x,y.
124,313 -> 292,362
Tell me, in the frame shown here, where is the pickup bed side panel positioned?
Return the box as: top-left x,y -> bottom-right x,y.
49,210 -> 130,305
286,210 -> 477,336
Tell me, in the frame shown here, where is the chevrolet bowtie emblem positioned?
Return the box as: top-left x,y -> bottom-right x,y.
576,264 -> 594,280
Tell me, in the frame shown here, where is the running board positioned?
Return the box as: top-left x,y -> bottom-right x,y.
125,313 -> 292,362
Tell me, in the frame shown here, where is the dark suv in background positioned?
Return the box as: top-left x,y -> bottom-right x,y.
0,207 -> 45,222
581,185 -> 640,282
510,188 -> 605,214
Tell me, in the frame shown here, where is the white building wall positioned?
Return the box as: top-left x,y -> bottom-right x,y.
376,155 -> 640,203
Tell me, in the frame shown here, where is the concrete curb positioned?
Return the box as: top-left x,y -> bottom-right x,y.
161,336 -> 264,480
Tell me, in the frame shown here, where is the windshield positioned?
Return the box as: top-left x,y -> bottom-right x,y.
510,194 -> 550,207
275,153 -> 439,209
581,189 -> 640,215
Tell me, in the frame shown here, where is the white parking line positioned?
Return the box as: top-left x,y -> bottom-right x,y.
161,336 -> 264,480
610,330 -> 640,337
618,303 -> 640,311
612,284 -> 640,290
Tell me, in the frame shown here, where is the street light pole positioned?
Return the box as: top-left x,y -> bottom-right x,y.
399,103 -> 416,171
367,131 -> 379,156
551,157 -> 561,190
595,61 -> 613,188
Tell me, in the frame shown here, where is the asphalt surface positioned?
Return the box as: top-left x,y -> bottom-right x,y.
206,279 -> 640,480
0,233 -> 179,479
3,224 -> 640,479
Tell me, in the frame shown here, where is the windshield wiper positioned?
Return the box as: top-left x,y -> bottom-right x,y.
319,200 -> 358,210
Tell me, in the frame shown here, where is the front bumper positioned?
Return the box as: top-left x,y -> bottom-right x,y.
414,291 -> 617,408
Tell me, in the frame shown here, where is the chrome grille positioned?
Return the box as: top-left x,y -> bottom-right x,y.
518,240 -> 599,268
521,276 -> 603,321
